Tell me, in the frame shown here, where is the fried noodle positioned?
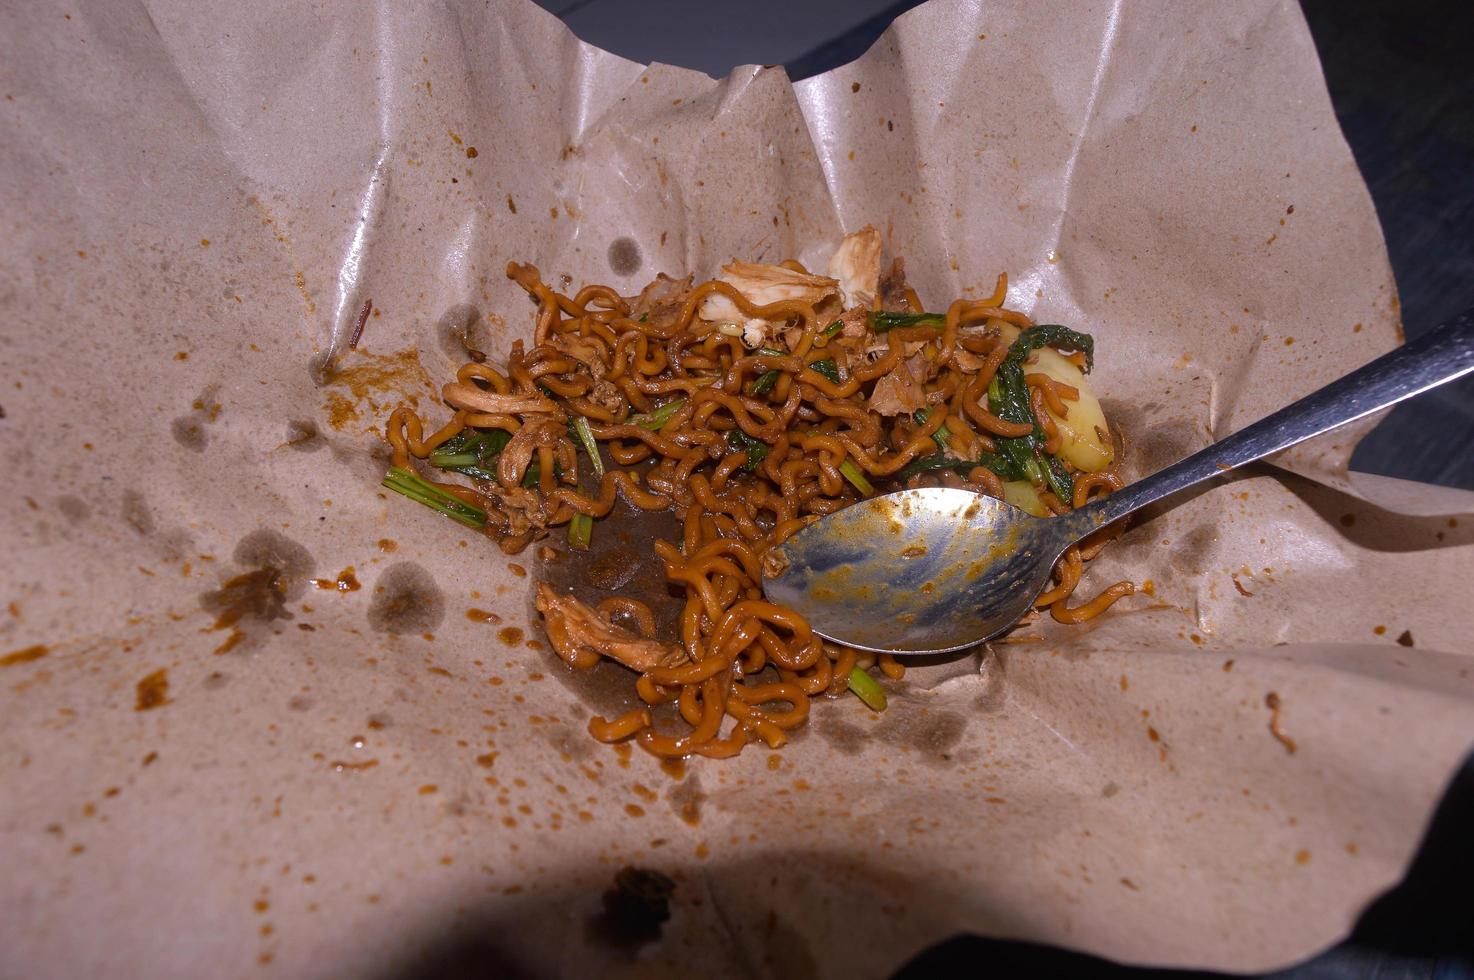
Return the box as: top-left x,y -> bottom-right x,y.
382,227 -> 1134,760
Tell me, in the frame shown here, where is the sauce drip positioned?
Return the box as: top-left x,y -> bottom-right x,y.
312,566 -> 361,592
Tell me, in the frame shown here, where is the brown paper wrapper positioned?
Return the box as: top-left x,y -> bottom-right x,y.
3,0 -> 1472,974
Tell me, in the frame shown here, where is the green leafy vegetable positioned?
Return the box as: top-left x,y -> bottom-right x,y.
429,429 -> 511,481
838,459 -> 874,497
988,365 -> 1046,487
807,359 -> 841,384
911,407 -> 952,451
627,398 -> 686,431
821,319 -> 844,338
869,311 -> 946,333
1005,323 -> 1095,373
848,666 -> 887,711
1042,454 -> 1075,503
568,512 -> 593,549
896,452 -> 972,481
382,467 -> 487,528
748,370 -> 780,396
746,348 -> 789,397
725,429 -> 770,471
569,417 -> 604,479
896,451 -> 1023,482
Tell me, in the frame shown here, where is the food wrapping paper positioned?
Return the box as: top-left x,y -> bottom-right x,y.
3,0 -> 1472,975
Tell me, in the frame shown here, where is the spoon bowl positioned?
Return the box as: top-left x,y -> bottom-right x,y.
762,488 -> 1074,654
762,308 -> 1474,654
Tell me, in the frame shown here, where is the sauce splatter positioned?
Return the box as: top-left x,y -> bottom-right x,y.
312,567 -> 361,592
319,348 -> 437,431
202,567 -> 293,629
330,759 -> 380,772
0,644 -> 48,667
135,669 -> 171,711
213,629 -> 246,655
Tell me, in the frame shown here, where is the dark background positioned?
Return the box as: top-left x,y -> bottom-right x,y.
533,1 -> 1474,976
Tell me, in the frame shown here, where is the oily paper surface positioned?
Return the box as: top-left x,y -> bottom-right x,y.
2,0 -> 1472,976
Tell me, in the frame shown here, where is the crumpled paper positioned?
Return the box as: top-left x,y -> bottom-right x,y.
2,0 -> 1472,975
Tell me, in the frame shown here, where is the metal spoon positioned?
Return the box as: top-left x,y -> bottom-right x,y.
762,309 -> 1474,655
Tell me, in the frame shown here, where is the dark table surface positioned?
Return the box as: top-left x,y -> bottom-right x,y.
535,1 -> 1474,975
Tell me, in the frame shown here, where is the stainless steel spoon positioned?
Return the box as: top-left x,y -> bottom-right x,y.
762,309 -> 1474,655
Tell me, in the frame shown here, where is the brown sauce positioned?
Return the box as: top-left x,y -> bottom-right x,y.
135,669 -> 171,711
0,644 -> 49,667
311,566 -> 361,592
202,567 -> 290,629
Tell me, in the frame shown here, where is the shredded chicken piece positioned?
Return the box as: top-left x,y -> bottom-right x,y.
952,347 -> 990,372
496,417 -> 575,489
826,225 -> 882,311
950,321 -> 1005,372
486,487 -> 537,537
552,331 -> 608,380
484,482 -> 577,535
442,382 -> 564,418
629,273 -> 693,331
837,306 -> 869,339
862,333 -> 921,360
698,261 -> 838,348
905,349 -> 940,386
586,378 -> 624,416
868,363 -> 927,416
536,584 -> 687,671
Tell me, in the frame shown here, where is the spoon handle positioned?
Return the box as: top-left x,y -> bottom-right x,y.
1068,308 -> 1474,534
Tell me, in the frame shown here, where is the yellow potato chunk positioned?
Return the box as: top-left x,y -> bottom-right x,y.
1002,480 -> 1049,517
